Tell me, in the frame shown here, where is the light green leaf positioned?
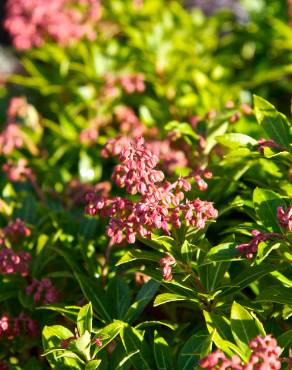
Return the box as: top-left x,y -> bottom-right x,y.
253,95 -> 290,147
77,303 -> 93,336
216,133 -> 257,148
231,302 -> 260,356
154,330 -> 173,370
120,325 -> 153,370
153,293 -> 191,307
177,331 -> 213,370
253,188 -> 286,231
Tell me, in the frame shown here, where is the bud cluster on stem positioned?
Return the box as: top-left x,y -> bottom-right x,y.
86,137 -> 218,245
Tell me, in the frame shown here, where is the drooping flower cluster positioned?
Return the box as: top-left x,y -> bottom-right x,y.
86,137 -> 218,245
277,206 -> 292,231
0,247 -> 31,276
4,0 -> 101,50
199,335 -> 282,370
102,73 -> 145,97
119,74 -> 145,94
26,278 -> 58,304
0,98 -> 27,155
159,255 -> 176,281
199,350 -> 242,370
0,220 -> 31,276
236,230 -> 280,259
3,218 -> 31,243
245,335 -> 282,370
2,159 -> 33,182
0,313 -> 39,340
0,122 -> 24,155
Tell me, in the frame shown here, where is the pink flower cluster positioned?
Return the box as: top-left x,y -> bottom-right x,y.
3,218 -> 31,243
115,106 -> 145,137
277,206 -> 292,231
26,278 -> 58,304
2,159 -> 33,182
236,230 -> 279,259
0,219 -> 31,276
86,137 -> 218,245
199,335 -> 282,370
119,74 -> 145,94
0,97 -> 35,155
0,247 -> 31,276
147,139 -> 189,176
0,123 -> 24,156
102,74 -> 145,97
4,0 -> 101,50
160,255 -> 176,281
0,313 -> 38,340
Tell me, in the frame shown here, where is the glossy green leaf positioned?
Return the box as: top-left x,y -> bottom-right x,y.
177,331 -> 213,370
253,188 -> 286,231
231,302 -> 261,355
77,303 -> 93,336
154,330 -> 173,370
254,95 -> 290,147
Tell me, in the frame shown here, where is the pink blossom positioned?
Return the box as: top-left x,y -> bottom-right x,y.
0,313 -> 38,339
26,278 -> 58,304
95,337 -> 102,346
199,335 -> 282,370
236,230 -> 281,259
0,123 -> 24,155
2,158 -> 33,182
243,335 -> 281,370
115,106 -> 145,137
4,0 -> 101,50
86,137 -> 218,245
160,255 -> 176,281
199,349 -> 242,370
3,218 -> 31,243
0,247 -> 31,276
119,74 -> 145,94
277,206 -> 292,231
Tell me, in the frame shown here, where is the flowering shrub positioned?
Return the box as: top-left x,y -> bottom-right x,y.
0,0 -> 291,369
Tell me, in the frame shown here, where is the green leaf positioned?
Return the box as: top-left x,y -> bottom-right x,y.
221,264 -> 279,296
154,330 -> 173,370
253,95 -> 290,147
124,280 -> 159,323
253,188 -> 286,231
216,133 -> 257,148
70,331 -> 91,362
153,293 -> 192,307
120,325 -> 153,370
206,242 -> 239,263
231,302 -> 260,356
177,331 -> 213,370
92,320 -> 125,357
37,305 -> 79,321
85,360 -> 102,370
116,249 -> 160,266
203,311 -> 236,357
42,325 -> 82,369
74,273 -> 111,323
255,286 -> 292,305
277,330 -> 292,350
106,278 -> 131,320
77,303 -> 93,336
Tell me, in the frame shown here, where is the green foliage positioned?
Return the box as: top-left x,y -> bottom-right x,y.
0,0 -> 291,369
